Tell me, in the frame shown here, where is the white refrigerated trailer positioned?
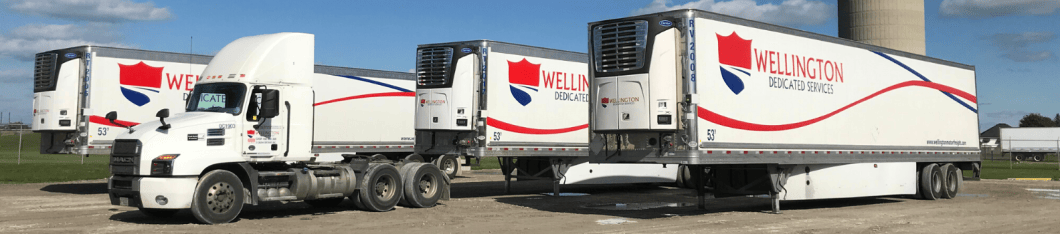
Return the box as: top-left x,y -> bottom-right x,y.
32,46 -> 210,154
587,9 -> 981,212
1001,127 -> 1060,162
108,33 -> 435,224
413,40 -> 677,194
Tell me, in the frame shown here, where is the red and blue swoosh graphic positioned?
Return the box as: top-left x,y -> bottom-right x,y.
699,51 -> 977,132
313,76 -> 414,106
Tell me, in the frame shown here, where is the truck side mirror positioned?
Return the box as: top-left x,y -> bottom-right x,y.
156,109 -> 171,130
258,89 -> 280,119
105,111 -> 118,121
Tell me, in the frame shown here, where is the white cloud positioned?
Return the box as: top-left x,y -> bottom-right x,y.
0,24 -> 134,61
941,0 -> 1060,18
631,0 -> 833,27
983,32 -> 1057,62
0,69 -> 31,84
3,0 -> 173,22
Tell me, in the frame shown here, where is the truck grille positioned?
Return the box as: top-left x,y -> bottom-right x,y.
416,47 -> 453,86
34,53 -> 59,92
593,20 -> 648,73
110,140 -> 140,175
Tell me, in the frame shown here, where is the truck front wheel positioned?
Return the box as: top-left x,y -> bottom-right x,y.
190,170 -> 245,224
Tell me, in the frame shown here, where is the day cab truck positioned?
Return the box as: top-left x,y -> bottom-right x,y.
31,46 -> 209,154
413,40 -> 677,195
107,33 -> 440,224
586,9 -> 981,212
1000,127 -> 1060,162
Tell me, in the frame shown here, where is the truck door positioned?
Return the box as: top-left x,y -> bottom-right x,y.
244,87 -> 287,158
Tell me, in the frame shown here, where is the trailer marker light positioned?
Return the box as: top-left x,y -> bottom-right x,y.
726,151 -> 731,154
88,146 -> 95,149
155,154 -> 178,161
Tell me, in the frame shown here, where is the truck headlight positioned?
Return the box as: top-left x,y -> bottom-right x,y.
151,154 -> 179,175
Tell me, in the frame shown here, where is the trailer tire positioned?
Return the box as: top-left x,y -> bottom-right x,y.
1033,154 -> 1044,162
941,164 -> 961,199
403,163 -> 445,208
1015,154 -> 1025,161
358,164 -> 402,212
437,155 -> 460,179
919,164 -> 943,200
304,197 -> 345,208
138,207 -> 178,218
190,170 -> 244,224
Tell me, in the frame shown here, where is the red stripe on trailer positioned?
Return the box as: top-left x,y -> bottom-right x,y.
697,81 -> 977,131
313,92 -> 415,106
88,115 -> 140,127
485,117 -> 588,135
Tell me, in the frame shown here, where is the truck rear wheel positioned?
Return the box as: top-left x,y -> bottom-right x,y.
190,170 -> 244,224
403,163 -> 446,208
1033,154 -> 1044,162
358,164 -> 402,212
919,164 -> 943,200
138,207 -> 178,218
437,155 -> 460,179
941,164 -> 961,199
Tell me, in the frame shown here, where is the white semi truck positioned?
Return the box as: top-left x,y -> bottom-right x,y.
107,33 -> 438,224
1000,127 -> 1060,162
587,9 -> 981,212
32,46 -> 210,154
413,40 -> 677,194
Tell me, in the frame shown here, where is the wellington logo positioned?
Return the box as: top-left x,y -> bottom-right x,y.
508,58 -> 540,106
118,62 -> 164,106
717,32 -> 752,95
600,98 -> 609,108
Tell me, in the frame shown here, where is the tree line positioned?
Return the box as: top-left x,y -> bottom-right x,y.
1019,113 -> 1060,127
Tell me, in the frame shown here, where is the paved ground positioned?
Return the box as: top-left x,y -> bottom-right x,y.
2,170 -> 1060,233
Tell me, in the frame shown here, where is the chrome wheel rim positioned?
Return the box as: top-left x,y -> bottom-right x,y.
206,182 -> 235,214
442,158 -> 456,175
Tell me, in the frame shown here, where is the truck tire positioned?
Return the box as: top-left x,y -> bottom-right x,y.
675,165 -> 687,188
919,164 -> 943,200
349,193 -> 366,210
358,164 -> 402,212
396,162 -> 422,207
1015,154 -> 1025,161
138,207 -> 178,218
1033,154 -> 1044,162
437,155 -> 460,179
190,170 -> 244,224
304,197 -> 344,208
940,164 -> 961,199
403,163 -> 446,208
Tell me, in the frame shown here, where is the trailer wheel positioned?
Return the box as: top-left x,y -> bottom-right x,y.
1033,154 -> 1044,162
1015,154 -> 1025,161
941,164 -> 961,199
304,197 -> 344,208
919,164 -> 943,200
437,155 -> 460,179
138,207 -> 178,218
358,164 -> 402,212
190,170 -> 244,224
403,163 -> 446,208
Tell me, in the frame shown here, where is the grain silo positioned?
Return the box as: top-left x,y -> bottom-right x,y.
838,0 -> 926,55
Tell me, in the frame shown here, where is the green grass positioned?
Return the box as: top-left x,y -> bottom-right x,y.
965,159 -> 1060,180
469,157 -> 500,170
0,132 -> 110,184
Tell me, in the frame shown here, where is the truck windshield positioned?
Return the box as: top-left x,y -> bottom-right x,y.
186,83 -> 246,114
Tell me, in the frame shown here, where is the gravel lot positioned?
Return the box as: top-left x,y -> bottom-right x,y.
2,170 -> 1059,233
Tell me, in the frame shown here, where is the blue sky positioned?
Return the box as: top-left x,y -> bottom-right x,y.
0,0 -> 1057,132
